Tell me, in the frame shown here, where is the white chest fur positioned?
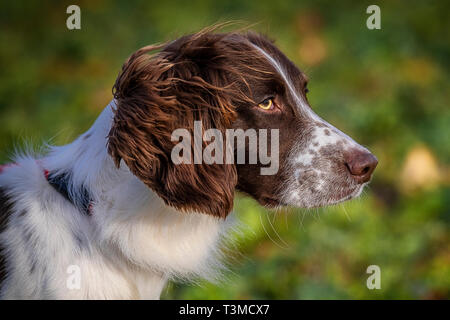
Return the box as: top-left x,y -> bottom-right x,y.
0,102 -> 235,299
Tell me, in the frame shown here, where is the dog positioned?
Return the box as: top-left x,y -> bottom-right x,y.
0,28 -> 377,299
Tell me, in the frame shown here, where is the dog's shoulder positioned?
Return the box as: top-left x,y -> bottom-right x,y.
0,158 -> 49,291
0,186 -> 13,234
0,185 -> 14,289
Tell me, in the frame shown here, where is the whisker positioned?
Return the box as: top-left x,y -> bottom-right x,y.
340,203 -> 352,222
259,213 -> 289,250
272,207 -> 278,224
266,210 -> 290,248
297,209 -> 307,231
284,207 -> 289,230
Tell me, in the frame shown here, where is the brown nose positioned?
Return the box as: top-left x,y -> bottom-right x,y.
344,149 -> 378,183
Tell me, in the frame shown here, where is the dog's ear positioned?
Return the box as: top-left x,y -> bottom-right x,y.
108,33 -> 239,218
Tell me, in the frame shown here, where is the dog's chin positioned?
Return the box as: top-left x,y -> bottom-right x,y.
316,183 -> 366,207
259,196 -> 287,208
261,183 -> 366,210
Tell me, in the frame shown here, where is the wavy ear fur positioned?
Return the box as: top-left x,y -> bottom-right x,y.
108,31 -> 245,218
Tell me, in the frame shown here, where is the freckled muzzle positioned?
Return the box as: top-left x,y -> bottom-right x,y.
283,120 -> 378,208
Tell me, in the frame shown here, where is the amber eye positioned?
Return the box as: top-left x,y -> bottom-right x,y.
258,98 -> 274,110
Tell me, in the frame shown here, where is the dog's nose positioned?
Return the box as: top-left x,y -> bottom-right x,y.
344,149 -> 378,183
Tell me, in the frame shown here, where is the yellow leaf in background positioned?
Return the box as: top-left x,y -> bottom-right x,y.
90,86 -> 113,110
294,10 -> 327,67
400,145 -> 441,193
399,57 -> 437,87
298,34 -> 327,67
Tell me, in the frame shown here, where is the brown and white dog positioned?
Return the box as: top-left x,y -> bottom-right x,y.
0,28 -> 377,299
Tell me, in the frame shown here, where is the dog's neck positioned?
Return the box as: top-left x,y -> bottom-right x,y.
42,101 -> 233,298
45,101 -> 122,193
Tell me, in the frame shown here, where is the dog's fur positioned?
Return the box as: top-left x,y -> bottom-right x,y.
0,29 -> 377,299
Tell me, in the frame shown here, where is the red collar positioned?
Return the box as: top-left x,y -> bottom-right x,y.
0,162 -> 92,215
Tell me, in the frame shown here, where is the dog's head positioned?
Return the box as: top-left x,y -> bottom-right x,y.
108,29 -> 377,218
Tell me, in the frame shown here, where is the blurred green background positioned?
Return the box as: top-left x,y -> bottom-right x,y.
0,0 -> 449,299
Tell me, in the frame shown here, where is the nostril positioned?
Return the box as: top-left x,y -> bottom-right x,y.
344,149 -> 378,183
345,162 -> 351,173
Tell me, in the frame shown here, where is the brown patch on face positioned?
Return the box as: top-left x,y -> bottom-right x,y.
233,119 -> 298,207
230,34 -> 314,207
0,188 -> 14,289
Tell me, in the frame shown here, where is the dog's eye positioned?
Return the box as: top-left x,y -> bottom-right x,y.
258,98 -> 274,110
304,85 -> 309,94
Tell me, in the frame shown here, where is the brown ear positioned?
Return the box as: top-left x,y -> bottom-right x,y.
107,33 -> 238,218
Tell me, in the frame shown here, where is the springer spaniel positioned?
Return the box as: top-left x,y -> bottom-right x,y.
0,29 -> 377,299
